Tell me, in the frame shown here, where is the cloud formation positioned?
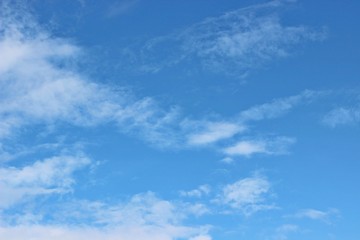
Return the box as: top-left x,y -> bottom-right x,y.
238,90 -> 323,122
216,175 -> 274,215
184,90 -> 321,158
180,185 -> 211,198
0,155 -> 90,208
0,224 -> 211,240
0,191 -> 212,240
106,0 -> 139,17
129,1 -> 326,76
294,208 -> 339,223
223,137 -> 296,157
273,224 -> 299,240
322,106 -> 360,127
187,122 -> 245,146
0,0 -> 326,154
0,2 -> 181,148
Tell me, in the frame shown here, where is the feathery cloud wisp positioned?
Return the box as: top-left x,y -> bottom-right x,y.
129,1 -> 326,76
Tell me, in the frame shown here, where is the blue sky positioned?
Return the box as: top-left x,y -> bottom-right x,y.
0,0 -> 359,239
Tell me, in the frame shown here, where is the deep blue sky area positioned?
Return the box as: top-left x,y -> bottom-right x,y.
0,0 -> 359,239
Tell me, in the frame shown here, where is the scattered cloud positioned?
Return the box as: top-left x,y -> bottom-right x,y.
0,225 -> 211,240
0,1 -> 347,239
216,175 -> 274,215
60,192 -> 209,226
0,0 -> 322,158
0,192 -> 212,240
185,90 -> 321,155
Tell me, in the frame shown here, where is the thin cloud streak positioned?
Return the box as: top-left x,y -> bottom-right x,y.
223,137 -> 296,157
293,208 -> 340,223
187,122 -> 246,146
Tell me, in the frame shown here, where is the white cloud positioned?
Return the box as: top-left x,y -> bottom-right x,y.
184,203 -> 210,217
238,90 -> 323,122
187,122 -> 245,146
277,224 -> 299,232
62,192 -> 204,226
322,107 -> 360,127
220,157 -> 234,164
0,2 -> 326,152
185,90 -> 320,151
223,137 -> 295,157
0,224 -> 211,240
0,155 -> 90,208
190,236 -> 212,240
0,4 -> 109,136
106,0 -> 139,17
0,2 -> 183,147
132,1 -> 325,76
273,224 -> 299,240
0,192 -> 212,240
180,185 -> 211,198
216,175 -> 274,215
294,208 -> 339,223
223,140 -> 267,156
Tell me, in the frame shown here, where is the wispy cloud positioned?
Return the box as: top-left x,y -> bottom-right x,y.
294,208 -> 340,223
127,1 -> 326,76
0,225 -> 211,240
223,140 -> 267,156
180,185 -> 211,198
0,154 -> 90,208
187,122 -> 246,146
0,2 -> 182,148
0,166 -> 275,238
220,157 -> 235,164
238,90 -> 324,122
0,192 -> 212,240
0,1 -> 327,154
184,90 -> 322,155
322,106 -> 360,127
106,0 -> 139,17
223,137 -> 296,157
215,174 -> 274,215
272,224 -> 299,240
61,192 -> 209,226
